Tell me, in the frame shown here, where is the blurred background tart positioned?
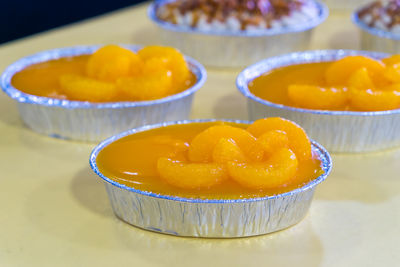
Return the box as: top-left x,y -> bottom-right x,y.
149,0 -> 328,67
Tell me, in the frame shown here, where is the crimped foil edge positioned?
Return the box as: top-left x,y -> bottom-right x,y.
1,45 -> 207,108
89,119 -> 332,237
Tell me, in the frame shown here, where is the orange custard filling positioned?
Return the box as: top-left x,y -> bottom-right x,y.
96,119 -> 323,200
249,55 -> 400,111
11,45 -> 197,102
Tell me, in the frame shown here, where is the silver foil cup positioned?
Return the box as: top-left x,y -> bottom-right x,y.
236,50 -> 400,153
148,0 -> 328,68
352,9 -> 400,53
89,119 -> 332,238
0,45 -> 207,142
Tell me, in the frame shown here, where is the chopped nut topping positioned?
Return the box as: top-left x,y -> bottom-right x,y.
157,0 -> 319,31
358,0 -> 400,33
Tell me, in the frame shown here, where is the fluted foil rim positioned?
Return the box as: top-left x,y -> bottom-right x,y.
236,49 -> 400,116
89,119 -> 332,204
148,0 -> 328,37
0,45 -> 207,109
352,7 -> 400,41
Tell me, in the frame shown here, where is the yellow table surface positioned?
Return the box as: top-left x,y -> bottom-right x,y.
1,3 -> 399,267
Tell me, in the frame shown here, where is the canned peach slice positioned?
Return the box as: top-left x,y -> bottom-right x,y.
325,56 -> 385,86
247,117 -> 311,161
288,84 -> 348,110
227,148 -> 298,190
157,158 -> 228,189
86,45 -> 144,82
59,74 -> 117,102
188,125 -> 261,163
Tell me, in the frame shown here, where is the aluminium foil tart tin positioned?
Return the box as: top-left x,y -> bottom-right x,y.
0,45 -> 207,142
236,49 -> 400,153
89,119 -> 332,238
148,0 -> 328,68
352,9 -> 400,54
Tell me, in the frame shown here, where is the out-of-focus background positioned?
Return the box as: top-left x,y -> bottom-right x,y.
1,0 -> 375,44
1,0 -> 375,45
0,0 -> 145,44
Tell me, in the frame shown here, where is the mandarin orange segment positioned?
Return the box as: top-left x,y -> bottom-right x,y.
227,148 -> 298,189
86,45 -> 144,82
137,45 -> 190,86
383,65 -> 400,83
212,138 -> 247,164
382,83 -> 400,91
288,84 -> 348,110
349,88 -> 400,111
116,69 -> 172,100
188,125 -> 260,163
59,74 -> 117,102
256,130 -> 289,157
325,56 -> 385,86
142,57 -> 170,75
347,67 -> 375,89
157,157 -> 228,189
245,143 -> 265,162
381,55 -> 400,66
150,135 -> 189,152
247,117 -> 311,161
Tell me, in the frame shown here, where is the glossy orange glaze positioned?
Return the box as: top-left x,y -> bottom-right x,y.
248,61 -> 400,111
11,55 -> 196,102
12,56 -> 88,99
96,122 -> 323,200
248,62 -> 345,109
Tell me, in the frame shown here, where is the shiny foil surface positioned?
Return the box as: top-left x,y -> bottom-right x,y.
236,50 -> 400,153
352,11 -> 400,54
148,1 -> 328,68
0,45 -> 207,142
89,119 -> 332,238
